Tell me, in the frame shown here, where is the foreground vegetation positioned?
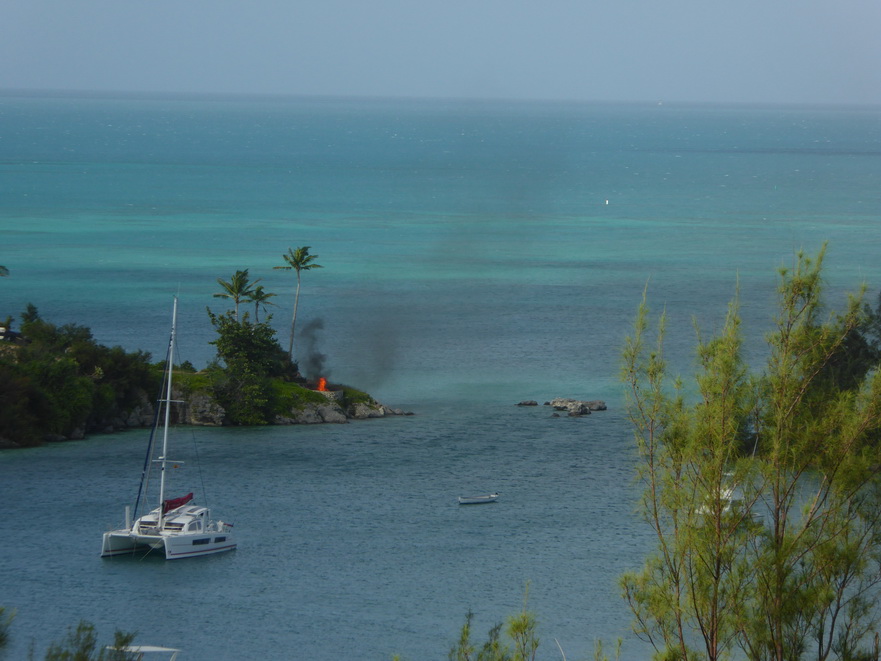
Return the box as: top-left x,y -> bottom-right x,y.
622,247 -> 881,661
0,610 -> 139,661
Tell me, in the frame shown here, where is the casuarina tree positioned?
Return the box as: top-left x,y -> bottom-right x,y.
621,246 -> 881,661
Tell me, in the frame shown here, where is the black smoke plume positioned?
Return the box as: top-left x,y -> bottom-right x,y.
298,318 -> 329,381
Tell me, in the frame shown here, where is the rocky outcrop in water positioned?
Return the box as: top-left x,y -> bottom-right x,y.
547,398 -> 607,416
517,398 -> 608,417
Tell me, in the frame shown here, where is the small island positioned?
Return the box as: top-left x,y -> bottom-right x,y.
0,304 -> 407,449
0,252 -> 410,449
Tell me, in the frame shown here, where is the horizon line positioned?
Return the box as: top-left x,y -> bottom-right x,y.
1,87 -> 879,112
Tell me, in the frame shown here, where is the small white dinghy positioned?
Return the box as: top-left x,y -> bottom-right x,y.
107,646 -> 181,660
458,493 -> 499,505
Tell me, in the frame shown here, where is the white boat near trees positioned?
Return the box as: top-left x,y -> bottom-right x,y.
101,298 -> 237,560
107,645 -> 181,660
458,493 -> 499,505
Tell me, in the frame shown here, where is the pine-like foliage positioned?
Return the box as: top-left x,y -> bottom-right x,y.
621,247 -> 881,661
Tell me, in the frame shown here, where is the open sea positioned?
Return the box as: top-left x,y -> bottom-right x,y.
1,93 -> 880,660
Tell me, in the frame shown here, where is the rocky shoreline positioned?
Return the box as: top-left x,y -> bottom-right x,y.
1,391 -> 605,449
1,388 -> 412,449
182,388 -> 412,426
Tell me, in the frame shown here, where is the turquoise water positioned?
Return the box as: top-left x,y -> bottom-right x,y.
1,94 -> 881,659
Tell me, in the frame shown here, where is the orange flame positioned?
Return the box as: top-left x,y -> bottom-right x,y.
317,377 -> 327,392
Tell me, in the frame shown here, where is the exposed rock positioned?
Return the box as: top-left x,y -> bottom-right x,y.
537,398 -> 609,417
294,406 -> 324,423
125,408 -> 145,427
517,397 -> 606,417
384,406 -> 414,416
273,398 -> 412,425
278,402 -> 348,424
350,402 -> 386,419
547,398 -> 591,415
105,388 -> 155,429
125,397 -> 155,428
317,405 -> 348,424
275,410 -> 316,424
184,392 -> 226,426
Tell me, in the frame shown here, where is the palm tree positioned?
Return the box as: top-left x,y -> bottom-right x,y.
250,285 -> 277,323
273,246 -> 323,360
214,269 -> 258,321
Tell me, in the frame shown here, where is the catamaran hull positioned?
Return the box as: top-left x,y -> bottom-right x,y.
101,531 -> 156,557
101,530 -> 237,559
163,532 -> 236,559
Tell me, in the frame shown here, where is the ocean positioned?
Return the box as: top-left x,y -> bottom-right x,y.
1,93 -> 880,659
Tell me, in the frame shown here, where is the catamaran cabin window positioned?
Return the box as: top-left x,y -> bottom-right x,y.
187,521 -> 201,532
192,538 -> 210,545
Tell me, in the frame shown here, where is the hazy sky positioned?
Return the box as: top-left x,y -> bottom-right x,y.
3,0 -> 880,105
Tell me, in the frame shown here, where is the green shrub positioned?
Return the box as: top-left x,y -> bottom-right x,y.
272,380 -> 328,412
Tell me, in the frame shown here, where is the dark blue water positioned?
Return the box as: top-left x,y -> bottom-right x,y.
0,407 -> 647,660
1,93 -> 880,659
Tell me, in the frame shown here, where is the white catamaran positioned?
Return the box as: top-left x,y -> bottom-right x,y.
101,298 -> 237,560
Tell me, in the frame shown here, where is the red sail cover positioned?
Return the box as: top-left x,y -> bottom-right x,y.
163,492 -> 194,514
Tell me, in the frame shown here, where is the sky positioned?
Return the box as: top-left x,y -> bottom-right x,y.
2,0 -> 880,105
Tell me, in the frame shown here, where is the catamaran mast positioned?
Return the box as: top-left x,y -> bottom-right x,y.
157,297 -> 178,529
